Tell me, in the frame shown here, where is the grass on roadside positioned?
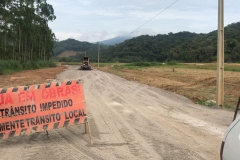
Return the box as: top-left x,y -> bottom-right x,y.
197,100 -> 216,107
0,60 -> 56,75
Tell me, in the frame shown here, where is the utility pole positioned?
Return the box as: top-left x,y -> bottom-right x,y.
217,0 -> 224,107
98,43 -> 100,69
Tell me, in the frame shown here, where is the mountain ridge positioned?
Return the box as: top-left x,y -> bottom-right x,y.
53,22 -> 240,63
98,36 -> 133,45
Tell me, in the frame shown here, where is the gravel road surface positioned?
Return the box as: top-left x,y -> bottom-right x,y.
0,66 -> 235,160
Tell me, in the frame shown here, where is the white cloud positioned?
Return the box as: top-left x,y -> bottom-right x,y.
77,0 -> 92,6
53,31 -> 83,41
47,0 -> 240,42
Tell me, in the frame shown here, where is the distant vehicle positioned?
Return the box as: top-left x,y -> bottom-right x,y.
79,56 -> 92,70
220,98 -> 240,160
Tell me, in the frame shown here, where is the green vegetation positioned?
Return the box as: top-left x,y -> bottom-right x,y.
100,22 -> 240,63
0,60 -> 56,75
0,0 -> 56,62
223,103 -> 234,109
54,22 -> 240,64
197,100 -> 216,107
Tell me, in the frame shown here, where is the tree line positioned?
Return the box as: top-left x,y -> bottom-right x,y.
54,22 -> 240,63
100,22 -> 240,63
0,0 -> 56,62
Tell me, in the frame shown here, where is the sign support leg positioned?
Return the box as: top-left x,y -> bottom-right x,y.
84,119 -> 92,145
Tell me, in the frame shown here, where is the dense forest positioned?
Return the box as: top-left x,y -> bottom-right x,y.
100,22 -> 240,63
101,32 -> 200,62
54,22 -> 240,63
0,0 -> 56,62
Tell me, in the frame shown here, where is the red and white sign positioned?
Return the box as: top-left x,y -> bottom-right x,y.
0,79 -> 87,139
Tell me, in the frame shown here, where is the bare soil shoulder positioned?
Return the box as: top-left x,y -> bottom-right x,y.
0,65 -> 67,88
98,65 -> 240,109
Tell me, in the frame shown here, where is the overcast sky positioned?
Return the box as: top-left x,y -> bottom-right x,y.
47,0 -> 240,43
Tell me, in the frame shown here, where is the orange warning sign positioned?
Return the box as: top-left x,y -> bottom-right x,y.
0,79 -> 87,139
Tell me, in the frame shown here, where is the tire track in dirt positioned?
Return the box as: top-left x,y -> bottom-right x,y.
0,133 -> 46,160
47,129 -> 93,160
89,70 -> 163,159
19,133 -> 46,160
98,76 -> 192,159
87,69 -> 223,159
56,67 -> 131,159
76,69 -> 163,159
127,89 -> 215,159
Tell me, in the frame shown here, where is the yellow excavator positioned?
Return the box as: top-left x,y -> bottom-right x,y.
79,56 -> 92,70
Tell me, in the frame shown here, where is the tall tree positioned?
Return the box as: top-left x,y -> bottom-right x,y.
0,0 -> 56,62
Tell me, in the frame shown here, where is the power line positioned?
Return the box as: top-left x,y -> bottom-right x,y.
118,0 -> 179,43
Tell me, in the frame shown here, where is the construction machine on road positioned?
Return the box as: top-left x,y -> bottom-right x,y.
79,56 -> 92,70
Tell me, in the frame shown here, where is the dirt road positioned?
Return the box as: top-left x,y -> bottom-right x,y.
0,66 -> 235,159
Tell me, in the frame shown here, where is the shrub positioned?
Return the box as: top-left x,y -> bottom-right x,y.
0,60 -> 56,75
167,61 -> 178,65
31,61 -> 40,69
11,61 -> 22,70
0,60 -> 6,71
22,61 -> 32,70
132,62 -> 151,67
37,60 -> 47,68
47,61 -> 57,67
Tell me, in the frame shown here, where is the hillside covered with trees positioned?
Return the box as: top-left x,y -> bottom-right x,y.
0,0 -> 56,62
100,22 -> 240,63
53,38 -> 108,62
54,22 -> 240,63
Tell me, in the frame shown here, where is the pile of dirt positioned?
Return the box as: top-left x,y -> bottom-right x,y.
57,50 -> 83,57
